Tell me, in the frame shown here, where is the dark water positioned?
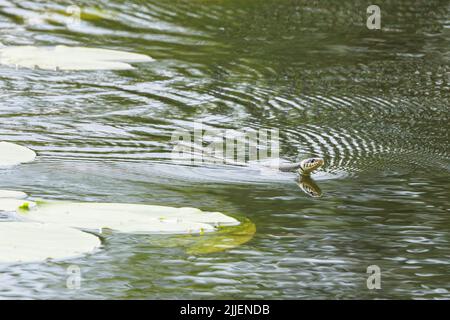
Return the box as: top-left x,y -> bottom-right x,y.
0,0 -> 449,299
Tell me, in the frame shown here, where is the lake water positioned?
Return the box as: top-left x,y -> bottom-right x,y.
0,0 -> 449,299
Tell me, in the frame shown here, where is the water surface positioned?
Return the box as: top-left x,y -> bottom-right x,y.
0,0 -> 449,299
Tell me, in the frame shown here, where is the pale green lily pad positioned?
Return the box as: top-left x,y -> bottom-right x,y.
0,190 -> 28,199
20,202 -> 239,234
0,45 -> 153,71
186,218 -> 256,254
0,222 -> 101,264
142,218 -> 255,255
0,142 -> 36,166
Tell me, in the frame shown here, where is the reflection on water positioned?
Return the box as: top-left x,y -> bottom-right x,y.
0,0 -> 449,299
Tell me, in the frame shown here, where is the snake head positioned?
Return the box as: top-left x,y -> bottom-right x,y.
298,157 -> 324,176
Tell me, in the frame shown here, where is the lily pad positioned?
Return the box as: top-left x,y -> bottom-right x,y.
0,222 -> 101,264
142,218 -> 255,255
0,142 -> 36,166
2,197 -> 243,263
0,190 -> 28,199
0,45 -> 153,71
20,202 -> 240,234
0,198 -> 36,212
186,218 -> 256,254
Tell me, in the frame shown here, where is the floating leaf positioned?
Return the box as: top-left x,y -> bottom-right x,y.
20,201 -> 239,234
0,190 -> 28,199
0,45 -> 153,71
0,142 -> 36,166
0,222 -> 100,264
0,198 -> 36,212
146,218 -> 256,254
186,218 -> 256,254
2,193 -> 244,263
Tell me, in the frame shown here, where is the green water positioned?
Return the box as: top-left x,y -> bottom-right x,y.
0,0 -> 449,299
